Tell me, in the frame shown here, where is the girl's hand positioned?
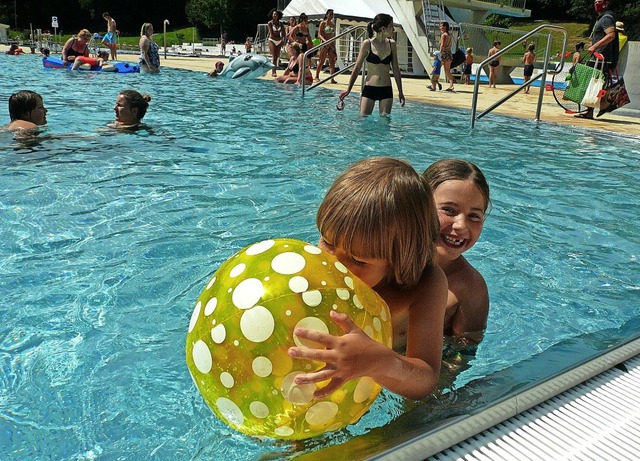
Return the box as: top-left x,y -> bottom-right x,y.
287,310 -> 384,398
399,92 -> 406,107
339,90 -> 350,99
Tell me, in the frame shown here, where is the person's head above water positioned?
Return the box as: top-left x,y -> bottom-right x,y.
317,157 -> 439,289
113,90 -> 151,127
8,90 -> 47,127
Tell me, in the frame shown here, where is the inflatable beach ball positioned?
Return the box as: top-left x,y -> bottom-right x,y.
186,238 -> 392,440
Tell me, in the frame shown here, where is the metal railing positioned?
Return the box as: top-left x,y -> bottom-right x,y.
470,24 -> 568,127
301,25 -> 368,95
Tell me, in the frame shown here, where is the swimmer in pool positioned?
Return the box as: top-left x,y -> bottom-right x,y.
288,157 -> 448,400
112,90 -> 151,129
208,61 -> 224,77
424,159 -> 491,345
339,14 -> 405,116
5,90 -> 48,131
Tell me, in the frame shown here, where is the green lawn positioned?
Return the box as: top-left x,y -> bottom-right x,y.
509,20 -> 591,56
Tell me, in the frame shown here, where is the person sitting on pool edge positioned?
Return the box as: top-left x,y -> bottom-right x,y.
112,90 -> 152,129
5,90 -> 48,131
71,51 -> 113,71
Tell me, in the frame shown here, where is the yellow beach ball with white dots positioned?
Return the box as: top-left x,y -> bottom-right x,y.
186,238 -> 392,440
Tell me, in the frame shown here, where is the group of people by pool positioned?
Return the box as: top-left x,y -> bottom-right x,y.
4,89 -> 151,131
3,18 -> 498,403
57,15 -> 160,74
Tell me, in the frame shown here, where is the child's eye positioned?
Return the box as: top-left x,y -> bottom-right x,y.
440,206 -> 456,215
350,256 -> 366,266
470,213 -> 484,222
320,238 -> 334,248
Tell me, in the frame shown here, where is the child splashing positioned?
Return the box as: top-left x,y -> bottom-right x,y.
288,157 -> 448,400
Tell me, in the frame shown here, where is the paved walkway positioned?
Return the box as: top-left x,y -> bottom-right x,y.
121,53 -> 640,136
9,46 -> 640,136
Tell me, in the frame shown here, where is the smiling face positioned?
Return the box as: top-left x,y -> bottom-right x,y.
318,237 -> 389,289
433,179 -> 486,264
114,94 -> 139,126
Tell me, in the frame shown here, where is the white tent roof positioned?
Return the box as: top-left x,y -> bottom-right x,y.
282,0 -> 398,23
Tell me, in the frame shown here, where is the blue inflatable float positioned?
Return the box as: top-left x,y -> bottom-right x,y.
42,57 -> 139,73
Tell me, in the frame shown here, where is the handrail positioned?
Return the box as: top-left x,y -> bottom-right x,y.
301,25 -> 368,95
470,24 -> 568,128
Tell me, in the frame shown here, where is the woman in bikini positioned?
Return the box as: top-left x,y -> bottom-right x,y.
339,13 -> 405,116
439,21 -> 455,92
314,9 -> 338,84
274,42 -> 312,85
287,13 -> 313,54
267,9 -> 285,77
62,29 -> 91,64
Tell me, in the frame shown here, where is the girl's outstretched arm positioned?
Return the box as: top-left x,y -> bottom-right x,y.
339,40 -> 369,99
390,40 -> 405,106
289,265 -> 448,400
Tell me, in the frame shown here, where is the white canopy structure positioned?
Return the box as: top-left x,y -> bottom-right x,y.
282,0 -> 398,23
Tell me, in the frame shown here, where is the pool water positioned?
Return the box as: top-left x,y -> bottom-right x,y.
1,53 -> 639,460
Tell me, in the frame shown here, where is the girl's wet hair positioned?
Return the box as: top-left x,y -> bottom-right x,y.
325,9 -> 334,19
440,21 -> 450,32
423,158 -> 491,213
298,13 -> 308,23
8,90 -> 42,121
317,157 -> 439,289
119,90 -> 152,120
367,13 -> 393,38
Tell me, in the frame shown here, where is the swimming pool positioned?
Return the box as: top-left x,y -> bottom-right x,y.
1,53 -> 639,460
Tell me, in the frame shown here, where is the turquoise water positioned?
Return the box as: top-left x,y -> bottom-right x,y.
1,53 -> 639,460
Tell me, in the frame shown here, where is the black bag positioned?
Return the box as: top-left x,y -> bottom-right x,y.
451,48 -> 465,68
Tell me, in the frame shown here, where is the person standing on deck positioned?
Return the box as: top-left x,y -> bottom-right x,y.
102,13 -> 118,60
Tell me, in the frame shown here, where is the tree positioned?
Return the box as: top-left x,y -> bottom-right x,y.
186,0 -> 230,30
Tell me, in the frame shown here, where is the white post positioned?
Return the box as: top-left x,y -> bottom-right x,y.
192,27 -> 195,55
163,19 -> 169,59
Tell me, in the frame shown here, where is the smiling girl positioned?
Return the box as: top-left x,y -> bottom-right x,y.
424,159 -> 491,344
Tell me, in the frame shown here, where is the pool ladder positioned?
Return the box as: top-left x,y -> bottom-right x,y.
301,25 -> 369,96
470,24 -> 569,127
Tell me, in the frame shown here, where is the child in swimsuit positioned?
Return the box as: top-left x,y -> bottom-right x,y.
427,51 -> 442,91
339,14 -> 405,116
463,48 -> 473,85
522,43 -> 536,94
488,41 -> 501,88
424,158 -> 491,347
288,157 -> 448,400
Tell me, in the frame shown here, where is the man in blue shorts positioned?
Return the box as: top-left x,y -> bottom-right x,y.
102,12 -> 118,60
